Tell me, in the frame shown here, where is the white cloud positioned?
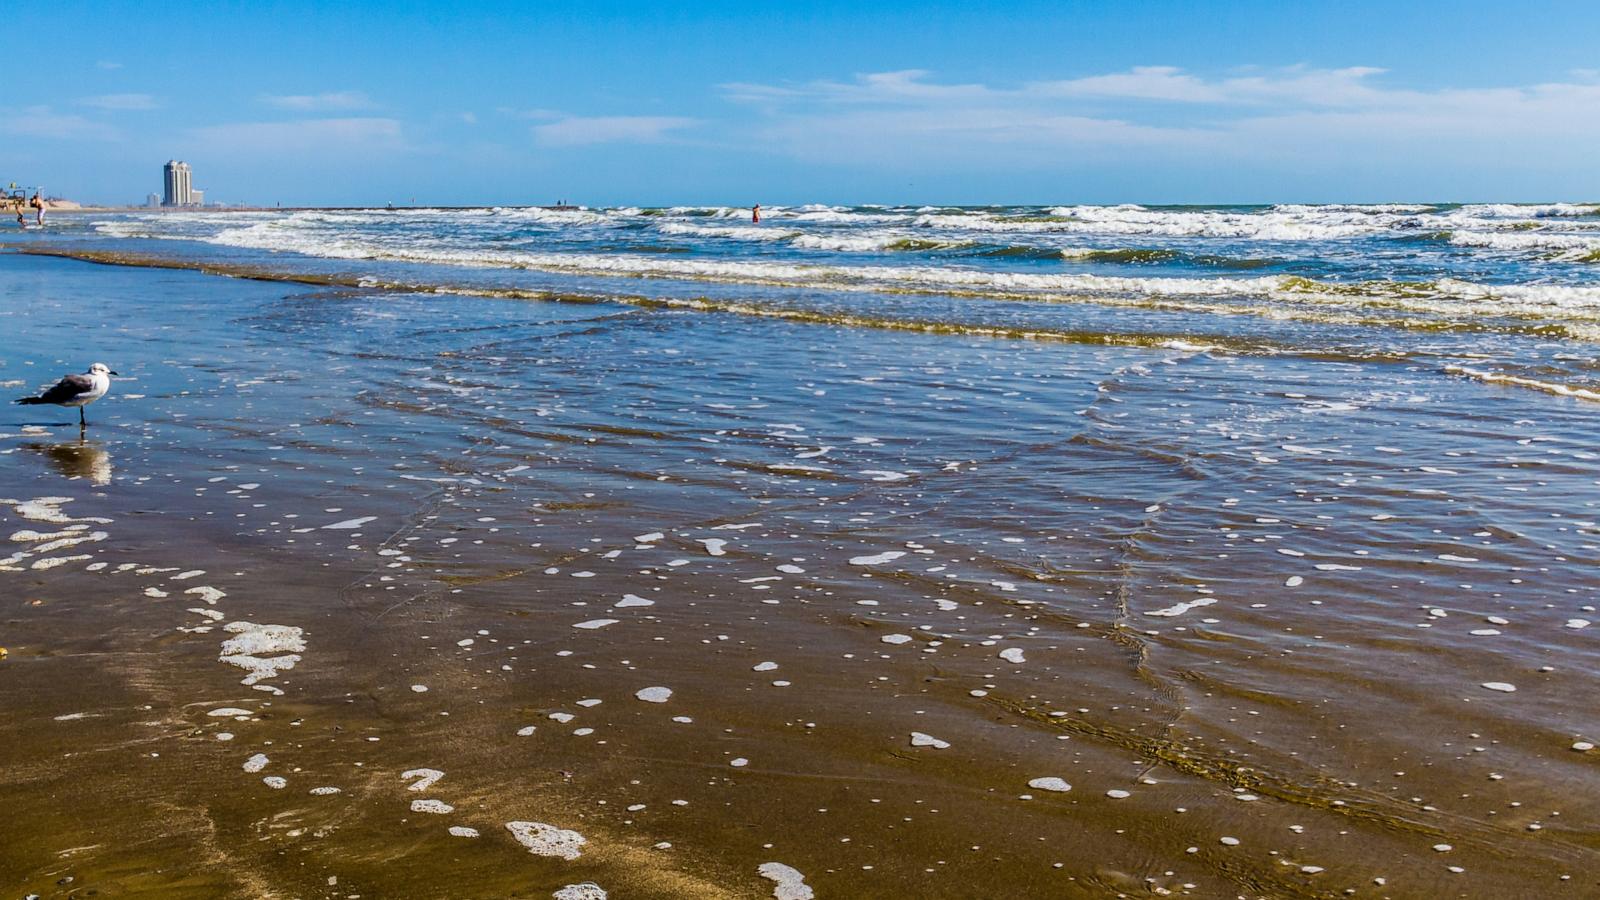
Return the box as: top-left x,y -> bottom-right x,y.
79,93 -> 160,111
722,67 -> 1600,167
1031,66 -> 1224,103
261,91 -> 373,111
723,69 -> 991,106
533,115 -> 696,147
0,106 -> 121,141
189,117 -> 404,155
95,60 -> 122,70
499,107 -> 564,120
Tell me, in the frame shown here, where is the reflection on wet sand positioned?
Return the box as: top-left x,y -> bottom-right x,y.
23,439 -> 111,485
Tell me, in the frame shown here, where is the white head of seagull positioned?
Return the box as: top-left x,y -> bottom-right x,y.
14,362 -> 121,427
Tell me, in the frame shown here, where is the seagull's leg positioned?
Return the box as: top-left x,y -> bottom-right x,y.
80,407 -> 86,428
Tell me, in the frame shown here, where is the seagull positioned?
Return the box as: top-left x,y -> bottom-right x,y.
14,362 -> 119,427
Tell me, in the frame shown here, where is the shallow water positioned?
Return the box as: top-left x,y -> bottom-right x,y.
2,207 -> 1599,898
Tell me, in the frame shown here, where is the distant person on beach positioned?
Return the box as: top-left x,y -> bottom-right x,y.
30,193 -> 44,226
752,204 -> 761,223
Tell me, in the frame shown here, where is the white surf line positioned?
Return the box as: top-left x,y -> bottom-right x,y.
1444,364 -> 1600,403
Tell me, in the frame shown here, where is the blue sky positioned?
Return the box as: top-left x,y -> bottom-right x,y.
8,0 -> 1600,206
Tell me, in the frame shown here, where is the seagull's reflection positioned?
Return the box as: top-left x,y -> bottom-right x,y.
23,438 -> 112,486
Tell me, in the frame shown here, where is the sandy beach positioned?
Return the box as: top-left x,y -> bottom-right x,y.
3,212 -> 1599,897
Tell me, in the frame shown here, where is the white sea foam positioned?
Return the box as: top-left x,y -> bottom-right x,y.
1451,203 -> 1599,219
785,208 -> 906,224
1029,206 -> 1405,239
506,821 -> 587,860
402,768 -> 444,791
183,586 -> 225,606
658,222 -> 795,242
492,206 -> 617,227
1,497 -> 112,526
34,555 -> 92,570
850,550 -> 905,565
1145,597 -> 1219,618
758,863 -> 815,900
1447,231 -> 1600,255
218,622 -> 305,686
1444,365 -> 1600,402
573,618 -> 619,629
1272,203 -> 1435,214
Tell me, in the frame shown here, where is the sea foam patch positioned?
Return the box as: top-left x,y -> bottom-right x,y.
1,497 -> 112,526
850,551 -> 905,566
1145,598 -> 1218,618
218,621 -> 305,686
758,862 -> 815,900
402,768 -> 444,791
506,821 -> 586,860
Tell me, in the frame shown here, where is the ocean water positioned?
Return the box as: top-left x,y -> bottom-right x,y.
69,201 -> 1600,390
2,205 -> 1599,897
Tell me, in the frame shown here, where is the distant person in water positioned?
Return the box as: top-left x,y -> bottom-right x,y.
752,204 -> 761,223
30,193 -> 44,226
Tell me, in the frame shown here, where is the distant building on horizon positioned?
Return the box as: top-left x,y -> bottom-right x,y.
146,192 -> 161,208
162,160 -> 196,207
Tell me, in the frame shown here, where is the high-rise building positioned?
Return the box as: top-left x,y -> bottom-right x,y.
146,193 -> 161,208
162,160 -> 193,207
190,188 -> 205,207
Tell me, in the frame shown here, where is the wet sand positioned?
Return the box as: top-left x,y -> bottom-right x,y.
2,249 -> 1599,898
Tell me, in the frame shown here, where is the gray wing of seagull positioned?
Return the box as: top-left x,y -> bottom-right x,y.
27,373 -> 97,405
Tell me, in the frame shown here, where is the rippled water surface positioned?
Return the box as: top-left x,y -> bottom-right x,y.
1,205 -> 1598,898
